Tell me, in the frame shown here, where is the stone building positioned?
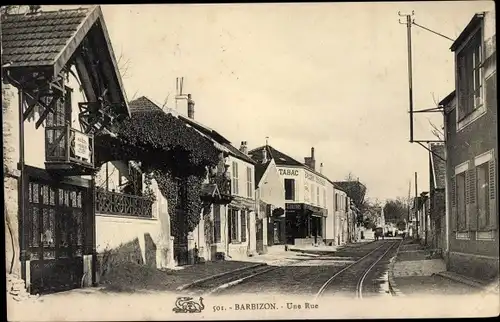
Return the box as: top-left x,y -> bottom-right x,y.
444,11 -> 498,282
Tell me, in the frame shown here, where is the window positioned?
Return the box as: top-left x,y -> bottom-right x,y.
323,188 -> 326,208
476,163 -> 490,229
316,186 -> 320,206
214,205 -> 221,243
456,171 -> 467,230
240,211 -> 247,242
229,208 -> 238,242
335,193 -> 338,211
457,30 -> 483,121
246,167 -> 253,198
232,162 -> 239,195
284,179 -> 295,201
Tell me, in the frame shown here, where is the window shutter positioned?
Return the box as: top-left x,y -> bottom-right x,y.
467,168 -> 478,231
450,176 -> 457,232
488,159 -> 497,229
463,171 -> 470,232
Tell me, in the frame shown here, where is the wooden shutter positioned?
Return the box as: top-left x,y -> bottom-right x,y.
467,168 -> 478,231
488,159 -> 497,229
450,176 -> 457,232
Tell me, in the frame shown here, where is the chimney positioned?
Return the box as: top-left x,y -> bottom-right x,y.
304,147 -> 316,171
319,162 -> 323,174
262,148 -> 268,163
187,94 -> 195,119
240,141 -> 248,155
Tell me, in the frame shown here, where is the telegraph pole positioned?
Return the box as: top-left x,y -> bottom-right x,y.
414,171 -> 419,240
399,11 -> 415,143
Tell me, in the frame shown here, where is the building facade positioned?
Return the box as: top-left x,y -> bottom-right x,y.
249,146 -> 338,246
253,151 -> 286,252
444,11 -> 498,282
333,188 -> 349,245
177,114 -> 258,261
3,6 -> 130,294
428,143 -> 447,252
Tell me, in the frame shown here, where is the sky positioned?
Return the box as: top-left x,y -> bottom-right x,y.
45,2 -> 495,202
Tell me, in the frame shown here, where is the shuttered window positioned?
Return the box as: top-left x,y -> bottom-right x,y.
213,205 -> 221,243
240,211 -> 247,242
450,176 -> 457,231
476,163 -> 489,230
488,159 -> 497,230
232,162 -> 239,195
456,171 -> 467,231
246,167 -> 253,198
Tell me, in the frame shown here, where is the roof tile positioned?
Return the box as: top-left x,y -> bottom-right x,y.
1,8 -> 91,68
430,144 -> 446,189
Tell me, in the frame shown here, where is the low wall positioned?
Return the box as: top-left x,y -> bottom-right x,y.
448,251 -> 499,282
95,214 -> 171,280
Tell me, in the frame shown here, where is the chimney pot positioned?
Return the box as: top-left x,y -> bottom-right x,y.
240,141 -> 248,155
187,94 -> 195,119
262,148 -> 268,163
311,147 -> 315,159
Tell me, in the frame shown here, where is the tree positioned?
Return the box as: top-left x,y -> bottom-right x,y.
383,198 -> 409,224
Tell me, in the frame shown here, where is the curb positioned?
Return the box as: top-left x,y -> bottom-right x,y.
289,240 -> 377,254
175,263 -> 267,291
387,239 -> 405,297
433,271 -> 489,289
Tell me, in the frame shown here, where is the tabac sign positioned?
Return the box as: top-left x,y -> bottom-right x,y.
278,168 -> 300,177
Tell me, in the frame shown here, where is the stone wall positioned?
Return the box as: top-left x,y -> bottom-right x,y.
3,81 -> 22,277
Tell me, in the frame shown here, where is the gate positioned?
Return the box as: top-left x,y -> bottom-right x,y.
26,178 -> 90,294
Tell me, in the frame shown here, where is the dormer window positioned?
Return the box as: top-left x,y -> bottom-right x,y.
457,29 -> 483,121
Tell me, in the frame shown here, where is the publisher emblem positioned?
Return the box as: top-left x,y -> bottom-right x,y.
173,296 -> 205,313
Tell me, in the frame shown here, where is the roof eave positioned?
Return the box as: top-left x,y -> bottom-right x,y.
51,6 -> 130,118
95,6 -> 130,117
439,90 -> 456,107
450,13 -> 485,52
52,6 -> 99,79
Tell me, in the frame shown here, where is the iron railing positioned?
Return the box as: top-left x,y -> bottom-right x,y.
95,188 -> 153,218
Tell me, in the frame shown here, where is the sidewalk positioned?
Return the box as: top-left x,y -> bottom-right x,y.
389,239 -> 481,297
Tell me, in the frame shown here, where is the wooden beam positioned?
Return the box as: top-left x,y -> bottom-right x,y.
74,54 -> 97,102
35,96 -> 58,129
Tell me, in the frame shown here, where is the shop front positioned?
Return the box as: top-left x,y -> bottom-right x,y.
285,203 -> 328,246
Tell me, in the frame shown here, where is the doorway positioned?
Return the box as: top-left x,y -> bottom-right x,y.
26,178 -> 90,294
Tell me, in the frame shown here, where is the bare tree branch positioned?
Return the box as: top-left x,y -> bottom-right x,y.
427,118 -> 444,141
116,47 -> 131,80
130,89 -> 140,101
162,92 -> 171,110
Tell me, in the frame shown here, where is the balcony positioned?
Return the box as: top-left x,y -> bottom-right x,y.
95,188 -> 153,218
45,124 -> 95,176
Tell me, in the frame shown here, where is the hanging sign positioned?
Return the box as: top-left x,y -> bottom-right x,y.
74,132 -> 91,160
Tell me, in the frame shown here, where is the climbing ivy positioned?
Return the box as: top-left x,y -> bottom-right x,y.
94,108 -> 220,238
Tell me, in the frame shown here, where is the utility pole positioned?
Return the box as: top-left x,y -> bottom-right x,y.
414,171 -> 419,240
399,11 -> 415,143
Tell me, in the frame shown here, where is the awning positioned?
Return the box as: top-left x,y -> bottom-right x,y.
230,195 -> 256,211
285,203 -> 328,218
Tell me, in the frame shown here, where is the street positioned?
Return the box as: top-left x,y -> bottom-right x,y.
186,240 -> 400,298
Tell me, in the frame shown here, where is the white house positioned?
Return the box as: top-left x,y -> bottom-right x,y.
252,148 -> 286,252
177,113 -> 258,261
249,146 -> 338,246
